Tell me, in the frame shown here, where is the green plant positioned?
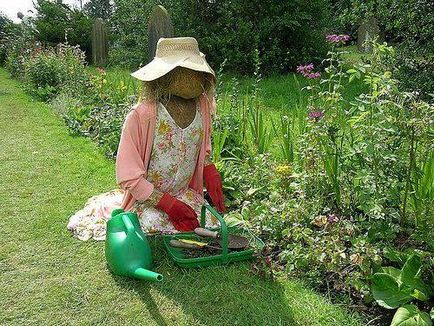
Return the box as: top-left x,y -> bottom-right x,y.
248,49 -> 273,154
0,13 -> 13,66
272,113 -> 295,163
86,99 -> 136,158
23,43 -> 89,101
371,255 -> 433,309
371,254 -> 434,325
391,304 -> 432,326
33,0 -> 93,60
4,24 -> 35,78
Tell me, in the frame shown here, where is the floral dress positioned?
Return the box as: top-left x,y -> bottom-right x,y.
131,101 -> 219,234
67,101 -> 219,240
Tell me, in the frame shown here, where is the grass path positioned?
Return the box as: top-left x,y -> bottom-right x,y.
0,68 -> 364,325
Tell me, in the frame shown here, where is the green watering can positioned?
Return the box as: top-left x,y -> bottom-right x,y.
105,208 -> 163,282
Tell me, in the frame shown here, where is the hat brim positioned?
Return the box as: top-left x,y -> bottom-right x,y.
131,53 -> 216,83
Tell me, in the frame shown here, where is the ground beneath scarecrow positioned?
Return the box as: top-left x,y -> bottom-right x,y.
0,68 -> 364,325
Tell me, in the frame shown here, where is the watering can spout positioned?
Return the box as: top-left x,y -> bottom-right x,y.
133,267 -> 163,282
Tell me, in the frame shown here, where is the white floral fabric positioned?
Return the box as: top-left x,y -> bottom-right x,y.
67,189 -> 124,241
67,101 -> 219,241
131,101 -> 219,233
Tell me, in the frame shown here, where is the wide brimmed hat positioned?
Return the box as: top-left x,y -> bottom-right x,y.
131,37 -> 216,83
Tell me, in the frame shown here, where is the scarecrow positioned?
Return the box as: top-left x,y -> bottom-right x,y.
68,37 -> 225,240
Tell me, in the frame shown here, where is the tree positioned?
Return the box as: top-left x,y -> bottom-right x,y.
0,12 -> 14,65
84,0 -> 112,20
33,0 -> 93,60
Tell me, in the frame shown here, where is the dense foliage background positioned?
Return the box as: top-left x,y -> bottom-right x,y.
331,0 -> 434,97
7,0 -> 331,74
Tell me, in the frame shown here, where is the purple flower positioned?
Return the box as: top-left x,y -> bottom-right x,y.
327,214 -> 339,224
307,72 -> 321,79
296,63 -> 314,74
308,110 -> 324,121
326,34 -> 351,44
297,63 -> 321,79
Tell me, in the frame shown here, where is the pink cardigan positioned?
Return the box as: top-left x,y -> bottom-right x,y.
115,92 -> 216,211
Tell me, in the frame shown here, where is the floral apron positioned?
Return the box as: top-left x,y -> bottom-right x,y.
67,101 -> 219,241
130,101 -> 219,234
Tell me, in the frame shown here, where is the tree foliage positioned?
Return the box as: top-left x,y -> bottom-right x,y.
33,0 -> 93,60
330,0 -> 434,97
110,0 -> 331,74
84,0 -> 113,20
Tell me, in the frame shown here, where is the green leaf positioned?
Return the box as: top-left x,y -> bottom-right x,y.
401,255 -> 422,282
246,187 -> 261,196
383,247 -> 408,265
371,273 -> 412,309
400,255 -> 433,301
409,280 -> 432,302
382,266 -> 402,280
391,304 -> 432,326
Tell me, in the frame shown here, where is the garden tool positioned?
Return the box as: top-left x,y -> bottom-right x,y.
105,208 -> 163,282
194,227 -> 249,250
169,239 -> 222,251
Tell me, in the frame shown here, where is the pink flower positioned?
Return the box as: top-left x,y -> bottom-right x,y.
297,63 -> 314,74
165,132 -> 173,141
307,72 -> 321,79
297,64 -> 321,79
327,214 -> 339,224
326,34 -> 351,44
308,110 -> 324,121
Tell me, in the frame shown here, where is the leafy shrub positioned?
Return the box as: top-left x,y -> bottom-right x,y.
4,24 -> 35,78
108,0 -> 154,68
33,0 -> 93,60
110,0 -> 331,74
0,12 -> 13,66
50,93 -> 91,135
85,97 -> 136,158
23,43 -> 89,101
331,0 -> 434,97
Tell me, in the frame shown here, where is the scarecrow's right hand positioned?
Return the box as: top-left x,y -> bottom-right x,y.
155,192 -> 199,231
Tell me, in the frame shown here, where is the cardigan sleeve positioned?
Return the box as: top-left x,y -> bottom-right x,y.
115,109 -> 155,201
205,95 -> 215,158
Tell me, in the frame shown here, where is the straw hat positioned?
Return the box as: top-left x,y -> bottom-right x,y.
131,37 -> 216,83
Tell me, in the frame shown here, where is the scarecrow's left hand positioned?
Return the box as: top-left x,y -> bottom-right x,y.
203,163 -> 226,213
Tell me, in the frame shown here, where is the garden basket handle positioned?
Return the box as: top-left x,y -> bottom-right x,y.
201,204 -> 229,261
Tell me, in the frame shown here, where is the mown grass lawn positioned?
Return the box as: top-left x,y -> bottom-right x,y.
0,67 -> 364,325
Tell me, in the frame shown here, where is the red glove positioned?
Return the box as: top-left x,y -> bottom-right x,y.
203,163 -> 226,213
155,192 -> 199,231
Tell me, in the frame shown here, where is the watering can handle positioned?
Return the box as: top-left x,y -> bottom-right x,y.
122,214 -> 135,234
